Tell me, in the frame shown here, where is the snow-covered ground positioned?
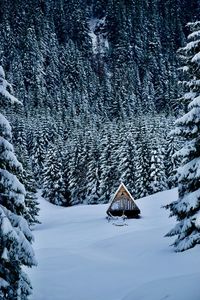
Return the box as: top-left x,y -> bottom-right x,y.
27,189 -> 200,300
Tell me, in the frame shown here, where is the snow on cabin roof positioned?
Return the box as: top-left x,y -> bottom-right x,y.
110,182 -> 135,204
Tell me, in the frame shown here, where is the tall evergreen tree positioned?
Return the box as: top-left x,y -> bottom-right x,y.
0,66 -> 36,299
68,143 -> 82,206
42,144 -> 65,206
118,133 -> 135,191
164,135 -> 179,189
149,142 -> 168,194
99,133 -> 116,203
31,127 -> 46,186
62,147 -> 72,207
86,140 -> 100,204
135,122 -> 151,198
12,116 -> 39,225
165,22 -> 200,251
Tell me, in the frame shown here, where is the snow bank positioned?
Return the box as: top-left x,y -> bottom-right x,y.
27,189 -> 200,300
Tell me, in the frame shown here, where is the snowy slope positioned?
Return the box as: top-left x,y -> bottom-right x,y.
88,17 -> 109,55
27,189 -> 200,300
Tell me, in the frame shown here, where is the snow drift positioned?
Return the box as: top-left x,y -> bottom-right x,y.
27,189 -> 200,300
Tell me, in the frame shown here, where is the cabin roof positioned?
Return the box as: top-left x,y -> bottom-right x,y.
106,182 -> 140,217
109,182 -> 135,204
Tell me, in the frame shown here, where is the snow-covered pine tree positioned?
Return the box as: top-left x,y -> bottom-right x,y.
12,116 -> 40,225
68,143 -> 82,206
31,127 -> 46,186
42,144 -> 65,206
164,135 -> 179,189
134,122 -> 151,198
0,66 -> 36,299
99,133 -> 116,203
86,141 -> 100,204
118,134 -> 135,192
62,147 -> 71,207
76,143 -> 90,203
22,168 -> 40,226
149,142 -> 168,194
165,21 -> 200,251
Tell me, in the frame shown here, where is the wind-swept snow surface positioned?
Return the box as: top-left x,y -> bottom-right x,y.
28,189 -> 200,300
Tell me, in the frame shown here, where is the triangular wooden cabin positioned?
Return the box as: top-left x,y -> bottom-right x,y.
106,183 -> 140,218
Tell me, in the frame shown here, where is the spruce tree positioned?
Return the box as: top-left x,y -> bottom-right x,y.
42,144 -> 65,206
0,66 -> 36,299
149,143 -> 168,194
31,128 -> 46,186
62,147 -> 71,207
99,131 -> 118,203
13,116 -> 39,225
86,141 -> 100,204
68,143 -> 83,206
164,135 -> 179,189
135,122 -> 151,198
21,167 -> 40,226
165,22 -> 200,251
118,134 -> 135,192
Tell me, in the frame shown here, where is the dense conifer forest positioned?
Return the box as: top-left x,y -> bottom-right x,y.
1,0 -> 200,206
1,1 -> 200,298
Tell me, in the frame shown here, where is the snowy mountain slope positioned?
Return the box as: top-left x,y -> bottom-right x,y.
88,17 -> 109,55
27,189 -> 200,300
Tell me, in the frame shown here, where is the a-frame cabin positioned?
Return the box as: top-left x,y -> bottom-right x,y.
106,183 -> 140,218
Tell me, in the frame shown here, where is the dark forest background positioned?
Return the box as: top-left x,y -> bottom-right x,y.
1,0 -> 200,206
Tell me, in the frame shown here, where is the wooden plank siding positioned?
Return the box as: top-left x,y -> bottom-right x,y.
106,183 -> 141,218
